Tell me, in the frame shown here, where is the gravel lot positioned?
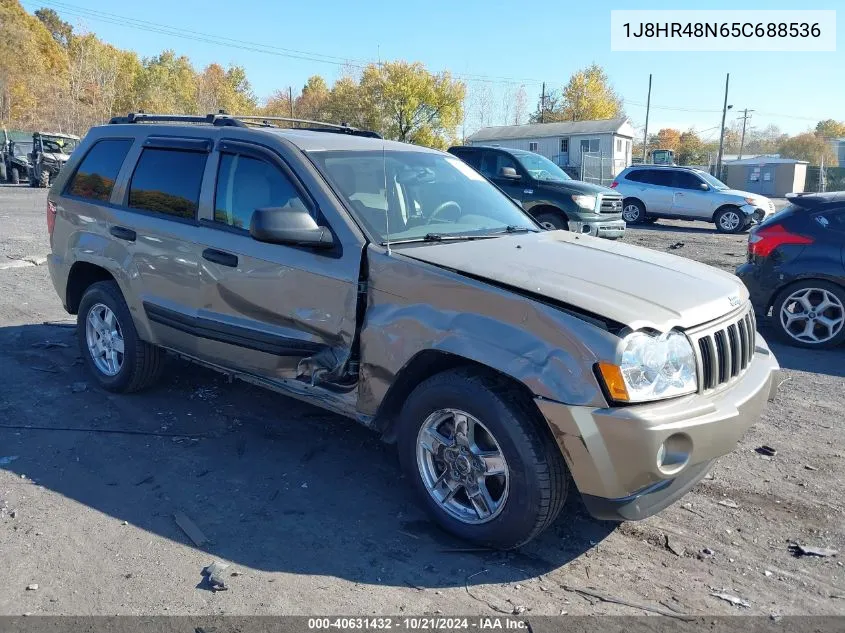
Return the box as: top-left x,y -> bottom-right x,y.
1,184 -> 843,617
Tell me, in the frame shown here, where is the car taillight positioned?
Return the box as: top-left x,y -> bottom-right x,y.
748,223 -> 813,258
610,181 -> 618,188
47,200 -> 57,237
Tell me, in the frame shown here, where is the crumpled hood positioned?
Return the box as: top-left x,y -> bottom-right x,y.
400,230 -> 747,332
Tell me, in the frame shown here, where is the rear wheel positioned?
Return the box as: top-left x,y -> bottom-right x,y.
622,199 -> 646,224
771,281 -> 845,349
39,170 -> 50,188
10,167 -> 20,185
714,207 -> 745,233
534,212 -> 568,231
397,368 -> 568,549
77,281 -> 164,392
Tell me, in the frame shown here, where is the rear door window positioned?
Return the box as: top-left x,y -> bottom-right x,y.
647,169 -> 674,187
450,149 -> 481,170
66,139 -> 133,201
128,148 -> 207,219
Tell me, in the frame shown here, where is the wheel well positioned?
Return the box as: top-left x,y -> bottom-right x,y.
529,204 -> 568,221
622,197 -> 645,211
374,350 -> 538,443
767,278 -> 845,312
712,204 -> 742,222
66,262 -> 115,314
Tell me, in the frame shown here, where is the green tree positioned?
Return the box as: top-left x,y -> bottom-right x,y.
34,7 -> 72,47
778,132 -> 837,166
814,119 -> 845,139
135,50 -> 198,114
677,129 -> 708,165
295,75 -> 330,121
654,128 -> 681,152
359,61 -> 465,148
532,64 -> 623,123
197,63 -> 256,115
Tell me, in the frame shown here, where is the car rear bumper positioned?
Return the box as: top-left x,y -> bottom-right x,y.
535,335 -> 780,521
47,253 -> 70,312
569,218 -> 626,239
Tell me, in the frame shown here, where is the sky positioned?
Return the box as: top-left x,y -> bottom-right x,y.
21,0 -> 844,138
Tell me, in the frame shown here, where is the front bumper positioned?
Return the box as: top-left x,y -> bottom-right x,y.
569,218 -> 626,239
739,204 -> 773,225
536,335 -> 780,521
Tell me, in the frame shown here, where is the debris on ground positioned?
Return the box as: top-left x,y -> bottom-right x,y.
718,499 -> 740,509
511,605 -> 526,615
31,341 -> 69,349
10,510 -> 17,518
755,445 -> 777,457
789,543 -> 838,558
764,570 -> 773,577
664,534 -> 684,557
174,511 -> 209,547
0,456 -> 19,466
668,242 -> 685,250
25,584 -> 38,591
710,592 -> 750,608
561,585 -> 694,620
804,465 -> 818,471
201,561 -> 230,592
121,521 -> 128,526
70,382 -> 88,393
698,548 -> 715,560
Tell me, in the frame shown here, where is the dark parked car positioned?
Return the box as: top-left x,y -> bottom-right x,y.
448,145 -> 625,239
737,192 -> 845,348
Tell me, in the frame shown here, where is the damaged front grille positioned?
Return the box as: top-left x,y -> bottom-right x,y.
691,305 -> 756,391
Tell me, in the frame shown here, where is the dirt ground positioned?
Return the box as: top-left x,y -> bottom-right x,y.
1,184 -> 843,617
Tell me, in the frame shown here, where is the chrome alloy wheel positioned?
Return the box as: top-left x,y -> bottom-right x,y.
622,203 -> 641,223
416,408 -> 509,524
85,303 -> 125,376
718,210 -> 742,231
780,287 -> 845,345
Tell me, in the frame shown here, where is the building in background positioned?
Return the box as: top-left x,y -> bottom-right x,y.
724,157 -> 808,197
466,118 -> 634,181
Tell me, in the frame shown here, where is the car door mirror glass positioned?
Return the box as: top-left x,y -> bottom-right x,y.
249,206 -> 334,248
499,166 -> 520,180
699,182 -> 710,191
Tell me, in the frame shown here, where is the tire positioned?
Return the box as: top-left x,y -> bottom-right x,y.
534,212 -> 568,231
39,170 -> 50,188
622,199 -> 646,224
714,207 -> 746,234
10,167 -> 20,185
397,368 -> 568,549
77,281 -> 164,392
770,280 -> 845,349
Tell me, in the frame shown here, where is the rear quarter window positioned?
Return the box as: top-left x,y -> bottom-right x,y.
66,139 -> 133,202
128,148 -> 207,219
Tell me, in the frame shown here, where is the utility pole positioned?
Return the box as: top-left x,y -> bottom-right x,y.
288,86 -> 294,118
540,82 -> 546,123
737,108 -> 754,159
642,74 -> 652,163
715,73 -> 732,178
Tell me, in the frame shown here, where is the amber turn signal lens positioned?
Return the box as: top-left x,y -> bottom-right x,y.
597,362 -> 630,402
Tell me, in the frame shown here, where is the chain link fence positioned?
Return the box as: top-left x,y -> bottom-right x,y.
805,166 -> 845,192
579,153 -> 626,187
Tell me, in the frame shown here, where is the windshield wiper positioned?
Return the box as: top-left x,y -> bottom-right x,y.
382,233 -> 501,246
501,225 -> 536,233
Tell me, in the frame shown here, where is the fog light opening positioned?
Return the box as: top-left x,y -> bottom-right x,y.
581,224 -> 591,234
657,433 -> 692,475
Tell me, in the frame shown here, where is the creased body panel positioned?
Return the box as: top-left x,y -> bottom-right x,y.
357,246 -> 621,417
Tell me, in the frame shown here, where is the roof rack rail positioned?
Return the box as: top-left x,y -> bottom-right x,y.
108,112 -> 382,138
109,112 -> 246,127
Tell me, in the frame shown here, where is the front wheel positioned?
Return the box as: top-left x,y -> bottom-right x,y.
534,212 -> 568,231
397,368 -> 568,549
714,207 -> 746,233
10,167 -> 20,185
77,281 -> 164,392
771,281 -> 845,349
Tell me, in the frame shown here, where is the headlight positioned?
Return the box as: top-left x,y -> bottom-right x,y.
571,194 -> 596,210
597,330 -> 697,403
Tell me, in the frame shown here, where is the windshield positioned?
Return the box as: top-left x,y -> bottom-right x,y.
512,152 -> 571,182
309,150 -> 538,243
41,137 -> 79,154
696,170 -> 729,190
11,142 -> 32,157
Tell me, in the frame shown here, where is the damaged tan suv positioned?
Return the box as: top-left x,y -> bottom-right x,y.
47,113 -> 780,548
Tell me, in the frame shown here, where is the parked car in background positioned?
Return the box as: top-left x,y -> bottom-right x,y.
737,192 -> 845,349
448,145 -> 625,239
47,112 -> 779,548
613,165 -> 776,233
1,138 -> 32,184
28,132 -> 80,188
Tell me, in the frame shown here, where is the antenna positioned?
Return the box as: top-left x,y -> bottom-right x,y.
382,142 -> 390,255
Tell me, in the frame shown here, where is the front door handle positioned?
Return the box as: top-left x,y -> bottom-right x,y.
202,248 -> 238,268
110,226 -> 136,241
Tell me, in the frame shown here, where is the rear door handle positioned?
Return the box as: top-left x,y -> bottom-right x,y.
110,226 -> 136,241
202,248 -> 238,268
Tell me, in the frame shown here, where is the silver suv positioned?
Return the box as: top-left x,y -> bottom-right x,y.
613,165 -> 776,233
46,113 -> 780,548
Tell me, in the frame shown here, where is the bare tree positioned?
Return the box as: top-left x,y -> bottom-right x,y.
513,85 -> 527,125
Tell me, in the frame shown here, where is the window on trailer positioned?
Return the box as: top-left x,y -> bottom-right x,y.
529,142 -> 538,152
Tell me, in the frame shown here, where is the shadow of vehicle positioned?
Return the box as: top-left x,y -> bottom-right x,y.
0,322 -> 615,589
627,222 -> 724,236
761,325 -> 845,379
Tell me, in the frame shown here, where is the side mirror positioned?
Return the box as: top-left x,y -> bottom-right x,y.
699,182 -> 710,191
499,166 -> 520,180
249,206 -> 334,248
